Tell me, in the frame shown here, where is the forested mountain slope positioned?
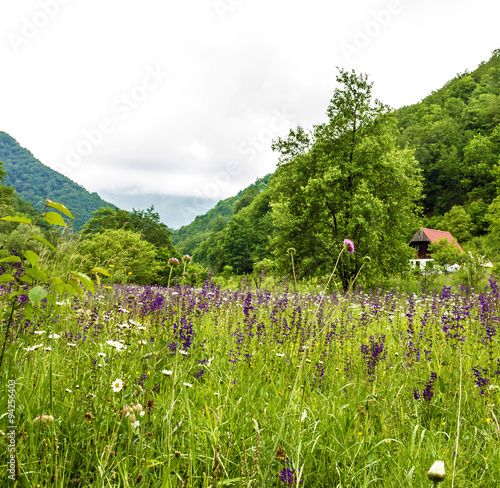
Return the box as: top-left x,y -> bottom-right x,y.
0,132 -> 115,230
397,48 -> 500,222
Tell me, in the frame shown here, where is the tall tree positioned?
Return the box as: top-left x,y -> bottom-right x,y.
270,69 -> 423,288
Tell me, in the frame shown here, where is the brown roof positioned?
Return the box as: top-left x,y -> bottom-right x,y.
409,228 -> 464,253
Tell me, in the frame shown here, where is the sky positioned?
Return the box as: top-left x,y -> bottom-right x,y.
1,0 -> 499,229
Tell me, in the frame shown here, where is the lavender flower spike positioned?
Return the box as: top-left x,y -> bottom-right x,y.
343,239 -> 355,253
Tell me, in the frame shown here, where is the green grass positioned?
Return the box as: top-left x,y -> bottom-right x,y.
1,279 -> 499,487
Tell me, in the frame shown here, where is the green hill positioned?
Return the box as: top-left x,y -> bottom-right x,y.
396,48 -> 500,218
0,132 -> 115,230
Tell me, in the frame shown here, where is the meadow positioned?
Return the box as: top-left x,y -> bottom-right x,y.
1,273 -> 499,487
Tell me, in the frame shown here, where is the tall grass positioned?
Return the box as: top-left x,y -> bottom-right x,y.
1,276 -> 499,487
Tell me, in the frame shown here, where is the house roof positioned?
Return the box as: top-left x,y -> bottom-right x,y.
409,227 -> 464,253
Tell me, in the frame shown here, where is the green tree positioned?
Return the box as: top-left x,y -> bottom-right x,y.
428,238 -> 464,272
81,205 -> 175,251
77,229 -> 161,285
485,195 -> 500,257
222,216 -> 253,274
270,69 -> 423,288
438,205 -> 473,243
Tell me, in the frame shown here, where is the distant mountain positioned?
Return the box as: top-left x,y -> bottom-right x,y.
0,132 -> 115,230
171,174 -> 272,254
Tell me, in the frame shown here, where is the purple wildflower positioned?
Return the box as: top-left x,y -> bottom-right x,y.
343,239 -> 355,254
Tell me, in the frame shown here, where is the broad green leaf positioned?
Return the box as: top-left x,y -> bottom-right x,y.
29,235 -> 56,251
91,267 -> 111,277
19,275 -> 33,284
24,250 -> 39,268
71,272 -> 94,293
43,211 -> 67,227
25,267 -> 47,281
0,256 -> 21,263
0,215 -> 31,224
45,295 -> 56,306
29,286 -> 48,304
45,199 -> 74,219
0,274 -> 15,283
67,279 -> 84,296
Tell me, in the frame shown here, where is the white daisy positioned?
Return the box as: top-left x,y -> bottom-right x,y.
112,378 -> 123,392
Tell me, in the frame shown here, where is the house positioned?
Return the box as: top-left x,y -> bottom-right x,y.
409,228 -> 464,270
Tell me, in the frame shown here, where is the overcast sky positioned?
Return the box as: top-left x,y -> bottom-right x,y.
1,0 -> 499,228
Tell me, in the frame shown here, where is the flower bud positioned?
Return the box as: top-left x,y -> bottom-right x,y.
427,460 -> 445,482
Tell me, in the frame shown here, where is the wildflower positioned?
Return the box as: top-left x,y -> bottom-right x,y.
343,239 -> 355,253
48,333 -> 61,339
34,330 -> 46,335
276,353 -> 285,357
168,257 -> 180,268
134,404 -> 143,413
183,382 -> 193,388
97,352 -> 106,357
132,421 -> 140,428
67,343 -> 77,347
182,255 -> 191,264
427,460 -> 445,482
161,370 -> 173,376
84,412 -> 93,423
106,340 -> 126,351
112,378 -> 123,393
66,389 -> 72,393
129,414 -> 137,424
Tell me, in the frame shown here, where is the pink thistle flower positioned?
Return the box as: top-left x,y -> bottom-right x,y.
168,257 -> 180,268
343,239 -> 355,253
